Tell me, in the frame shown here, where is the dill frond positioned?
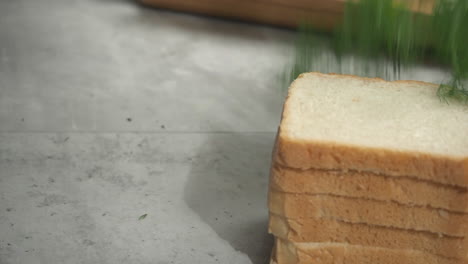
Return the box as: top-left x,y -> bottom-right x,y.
288,0 -> 468,104
437,78 -> 468,104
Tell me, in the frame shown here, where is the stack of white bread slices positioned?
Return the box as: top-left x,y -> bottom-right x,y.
268,72 -> 468,264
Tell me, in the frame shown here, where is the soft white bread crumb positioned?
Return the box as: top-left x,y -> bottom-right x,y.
276,73 -> 468,186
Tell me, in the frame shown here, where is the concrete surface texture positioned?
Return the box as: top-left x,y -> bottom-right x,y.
0,0 -> 447,264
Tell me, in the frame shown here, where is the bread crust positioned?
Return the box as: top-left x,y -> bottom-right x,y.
269,213 -> 468,259
270,164 -> 468,213
269,190 -> 467,237
277,72 -> 468,187
275,136 -> 468,187
273,238 -> 466,264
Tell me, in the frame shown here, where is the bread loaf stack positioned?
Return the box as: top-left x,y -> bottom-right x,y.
268,73 -> 468,264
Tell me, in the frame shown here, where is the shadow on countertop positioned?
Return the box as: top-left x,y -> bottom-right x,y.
110,2 -> 287,262
152,5 -> 285,263
184,133 -> 276,264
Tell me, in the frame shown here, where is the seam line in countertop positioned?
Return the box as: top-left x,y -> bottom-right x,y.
0,131 -> 277,134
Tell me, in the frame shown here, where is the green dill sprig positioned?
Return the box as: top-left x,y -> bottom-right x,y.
289,24 -> 316,81
433,0 -> 468,102
437,78 -> 468,104
288,0 -> 468,104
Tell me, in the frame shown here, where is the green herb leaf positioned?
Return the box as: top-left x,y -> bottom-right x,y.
288,0 -> 468,104
138,214 -> 148,220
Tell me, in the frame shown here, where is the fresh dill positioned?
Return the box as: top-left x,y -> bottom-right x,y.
288,0 -> 468,103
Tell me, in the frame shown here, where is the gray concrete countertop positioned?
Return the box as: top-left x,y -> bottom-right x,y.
0,0 -> 448,264
0,1 -> 292,263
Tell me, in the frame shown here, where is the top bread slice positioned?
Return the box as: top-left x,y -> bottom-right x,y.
276,72 -> 468,187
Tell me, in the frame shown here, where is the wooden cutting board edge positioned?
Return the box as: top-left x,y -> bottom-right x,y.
138,0 -> 344,30
138,0 -> 435,30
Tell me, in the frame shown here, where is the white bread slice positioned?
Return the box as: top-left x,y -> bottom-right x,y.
268,190 -> 467,237
275,72 -> 468,187
270,164 -> 468,213
271,238 -> 466,264
269,213 -> 467,259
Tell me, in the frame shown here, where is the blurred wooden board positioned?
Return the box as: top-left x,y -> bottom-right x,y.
139,0 -> 344,30
139,0 -> 435,30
